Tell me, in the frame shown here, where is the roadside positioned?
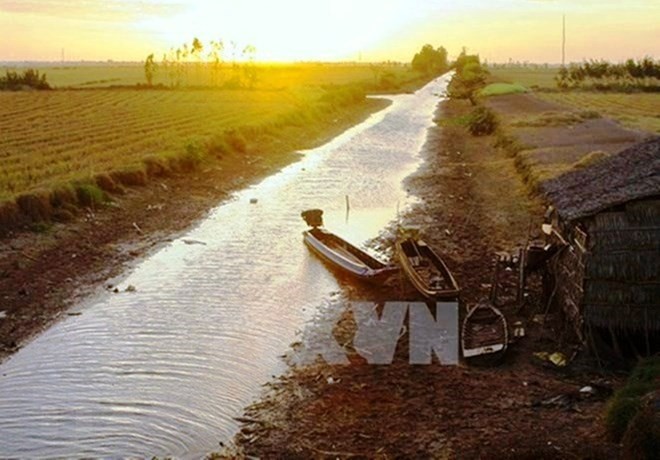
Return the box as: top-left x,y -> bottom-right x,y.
0,97 -> 389,362
223,96 -> 627,458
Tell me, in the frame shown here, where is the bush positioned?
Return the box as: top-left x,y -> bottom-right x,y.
75,183 -> 107,207
468,106 -> 498,136
0,69 -> 51,91
605,356 -> 660,442
49,185 -> 78,207
16,191 -> 52,222
0,201 -> 22,231
142,156 -> 171,177
111,168 -> 148,186
225,129 -> 248,154
94,173 -> 119,192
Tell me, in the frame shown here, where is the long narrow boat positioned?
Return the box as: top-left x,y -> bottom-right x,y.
396,238 -> 460,299
303,227 -> 398,283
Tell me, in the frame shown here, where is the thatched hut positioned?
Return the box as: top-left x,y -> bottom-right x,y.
540,137 -> 660,355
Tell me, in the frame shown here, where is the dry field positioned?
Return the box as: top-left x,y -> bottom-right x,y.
489,66 -> 660,134
536,92 -> 660,134
0,88 -> 313,201
1,63 -> 415,89
0,64 -> 424,207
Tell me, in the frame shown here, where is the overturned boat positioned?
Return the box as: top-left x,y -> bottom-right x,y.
396,238 -> 460,300
301,209 -> 398,283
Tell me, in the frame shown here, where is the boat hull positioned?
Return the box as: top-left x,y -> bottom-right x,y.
303,229 -> 397,284
396,239 -> 460,300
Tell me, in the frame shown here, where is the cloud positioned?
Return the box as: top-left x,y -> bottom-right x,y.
0,0 -> 183,22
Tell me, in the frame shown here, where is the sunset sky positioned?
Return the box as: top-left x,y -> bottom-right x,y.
0,0 -> 658,63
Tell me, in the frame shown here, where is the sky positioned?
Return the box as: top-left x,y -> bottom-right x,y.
0,0 -> 658,63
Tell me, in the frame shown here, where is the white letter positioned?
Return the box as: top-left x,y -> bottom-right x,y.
409,302 -> 459,365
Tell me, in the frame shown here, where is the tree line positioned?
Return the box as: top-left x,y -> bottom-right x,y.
556,57 -> 660,91
144,37 -> 258,88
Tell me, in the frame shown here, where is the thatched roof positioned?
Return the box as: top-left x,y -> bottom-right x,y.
542,137 -> 660,222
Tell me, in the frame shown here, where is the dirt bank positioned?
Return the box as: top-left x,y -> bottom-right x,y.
0,98 -> 389,362
223,97 -> 625,459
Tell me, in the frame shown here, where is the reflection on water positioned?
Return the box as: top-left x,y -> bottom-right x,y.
0,74 -> 451,458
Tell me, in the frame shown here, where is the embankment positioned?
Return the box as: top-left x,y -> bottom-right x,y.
222,96 -> 622,458
0,91 -> 391,362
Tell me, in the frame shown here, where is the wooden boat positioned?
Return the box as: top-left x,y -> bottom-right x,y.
461,300 -> 508,361
303,227 -> 398,283
396,238 -> 460,299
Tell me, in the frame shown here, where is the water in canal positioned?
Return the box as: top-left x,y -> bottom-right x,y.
0,74 -> 451,458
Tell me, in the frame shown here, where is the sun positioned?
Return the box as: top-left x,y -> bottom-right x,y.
137,0 -> 425,61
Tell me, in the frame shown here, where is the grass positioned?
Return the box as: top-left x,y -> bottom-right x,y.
1,63 -> 431,229
0,62 -> 421,92
536,92 -> 660,133
479,82 -> 528,97
488,66 -> 558,89
0,89 -> 312,200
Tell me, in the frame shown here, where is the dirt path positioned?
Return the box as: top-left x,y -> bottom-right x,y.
225,98 -> 622,459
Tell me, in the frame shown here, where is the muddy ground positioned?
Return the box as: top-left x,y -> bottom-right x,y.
0,99 -> 387,363
224,97 -> 631,459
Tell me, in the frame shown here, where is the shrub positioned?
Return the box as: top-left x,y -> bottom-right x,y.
205,135 -> 230,159
111,168 -> 148,186
173,142 -> 206,172
16,191 -> 52,222
225,129 -> 248,154
495,130 -> 525,155
94,173 -> 119,192
468,106 -> 499,136
0,69 -> 51,91
379,72 -> 400,90
622,390 -> 660,460
605,356 -> 660,442
0,201 -> 22,231
142,156 -> 171,177
49,185 -> 78,208
52,209 -> 76,223
75,183 -> 107,207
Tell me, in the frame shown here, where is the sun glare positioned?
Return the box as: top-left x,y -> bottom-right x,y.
138,0 -> 427,61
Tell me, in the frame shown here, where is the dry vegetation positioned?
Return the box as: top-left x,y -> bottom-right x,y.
0,64 -> 428,230
1,63 -> 417,90
536,92 -> 660,134
0,89 -> 313,199
489,66 -> 660,134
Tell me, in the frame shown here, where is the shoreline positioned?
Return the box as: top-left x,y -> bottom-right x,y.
0,96 -> 391,363
222,96 -> 625,458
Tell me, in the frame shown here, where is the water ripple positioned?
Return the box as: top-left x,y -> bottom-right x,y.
0,74 -> 452,459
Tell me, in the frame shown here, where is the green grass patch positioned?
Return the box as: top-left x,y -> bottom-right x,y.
488,66 -> 558,89
74,183 -> 107,207
480,82 -> 528,97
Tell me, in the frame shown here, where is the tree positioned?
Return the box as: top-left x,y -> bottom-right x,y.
242,45 -> 258,89
144,53 -> 157,86
411,44 -> 448,76
448,53 -> 488,105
